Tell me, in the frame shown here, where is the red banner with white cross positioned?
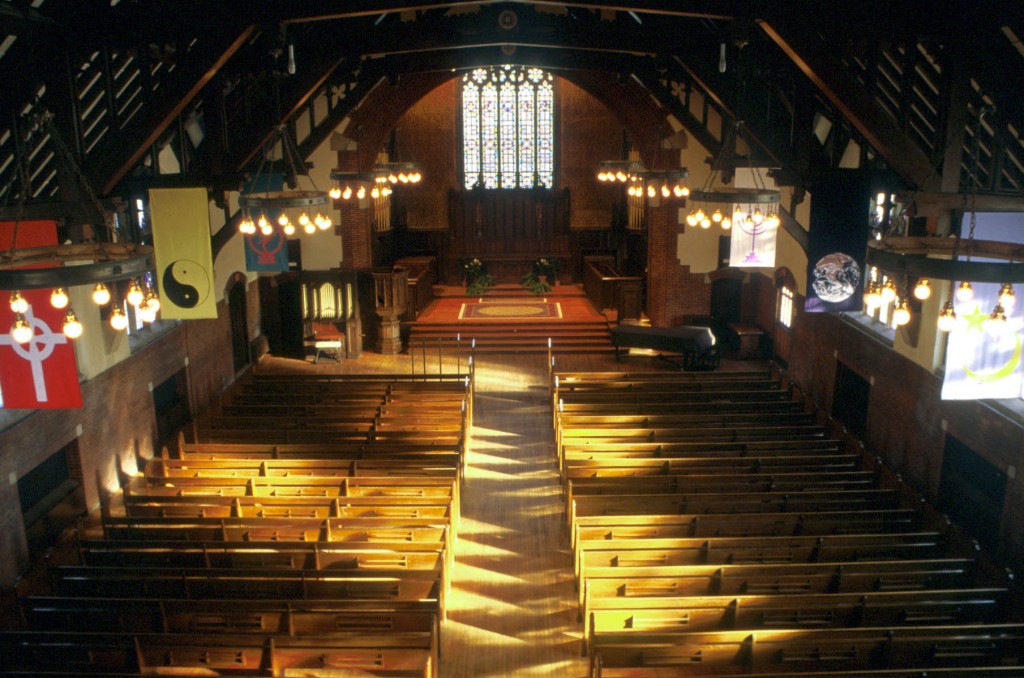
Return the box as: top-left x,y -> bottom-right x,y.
0,221 -> 83,409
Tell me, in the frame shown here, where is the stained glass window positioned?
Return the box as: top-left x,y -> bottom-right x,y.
462,65 -> 554,189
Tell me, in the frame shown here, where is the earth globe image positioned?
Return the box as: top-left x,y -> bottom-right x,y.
812,252 -> 861,303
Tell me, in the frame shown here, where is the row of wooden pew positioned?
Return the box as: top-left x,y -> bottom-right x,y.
552,369 -> 1024,677
2,372 -> 472,677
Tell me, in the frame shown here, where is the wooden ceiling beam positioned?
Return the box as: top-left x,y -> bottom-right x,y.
277,0 -> 737,24
902,191 -> 1024,216
759,17 -> 940,191
93,25 -> 256,195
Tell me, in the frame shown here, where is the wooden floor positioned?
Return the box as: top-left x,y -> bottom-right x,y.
258,348 -> 765,677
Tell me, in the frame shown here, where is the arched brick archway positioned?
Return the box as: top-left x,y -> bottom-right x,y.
338,70 -> 678,173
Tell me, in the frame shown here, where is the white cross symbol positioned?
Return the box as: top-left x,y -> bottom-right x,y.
0,304 -> 68,402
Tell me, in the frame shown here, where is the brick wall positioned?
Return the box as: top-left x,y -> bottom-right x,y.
646,206 -> 712,327
393,81 -> 456,233
559,80 -> 622,229
0,289 -> 245,585
787,310 -> 1024,563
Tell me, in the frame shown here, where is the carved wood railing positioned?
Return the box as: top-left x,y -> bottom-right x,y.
583,255 -> 643,322
395,255 -> 436,319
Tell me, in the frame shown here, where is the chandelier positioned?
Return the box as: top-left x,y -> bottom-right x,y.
237,124 -> 332,237
685,122 -> 780,231
866,106 -> 1023,332
330,129 -> 423,202
2,111 -> 158,342
596,161 -> 690,202
632,169 -> 690,200
596,160 -> 643,184
329,165 -> 423,203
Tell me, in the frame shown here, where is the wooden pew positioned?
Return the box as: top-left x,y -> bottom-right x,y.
147,456 -> 460,480
554,370 -> 773,383
575,530 -> 948,577
568,488 -> 902,527
581,558 -> 980,617
53,564 -> 445,619
20,595 -> 438,638
565,471 -> 881,514
571,509 -> 928,549
563,454 -> 863,484
0,629 -> 439,677
584,587 -> 1009,654
588,623 -> 1024,677
119,494 -> 455,522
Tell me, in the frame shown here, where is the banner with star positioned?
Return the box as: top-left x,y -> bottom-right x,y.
0,220 -> 83,409
941,212 -> 1024,400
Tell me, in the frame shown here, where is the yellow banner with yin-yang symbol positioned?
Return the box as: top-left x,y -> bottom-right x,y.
149,187 -> 218,319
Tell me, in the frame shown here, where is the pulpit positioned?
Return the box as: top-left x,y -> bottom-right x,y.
373,267 -> 408,354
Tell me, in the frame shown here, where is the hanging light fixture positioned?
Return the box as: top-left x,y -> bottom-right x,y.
62,309 -> 83,339
866,105 -> 1024,335
596,160 -> 642,184
328,171 -> 377,205
237,124 -> 332,237
937,300 -> 957,333
998,282 -> 1016,309
892,298 -> 911,326
686,121 -> 780,233
633,169 -> 690,204
2,110 -> 157,341
912,278 -> 931,301
10,313 -> 33,344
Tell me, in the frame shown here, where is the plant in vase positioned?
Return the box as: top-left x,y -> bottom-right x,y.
463,258 -> 494,295
521,257 -> 559,295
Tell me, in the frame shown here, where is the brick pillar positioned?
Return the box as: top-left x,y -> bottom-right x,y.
645,201 -> 711,327
334,148 -> 373,269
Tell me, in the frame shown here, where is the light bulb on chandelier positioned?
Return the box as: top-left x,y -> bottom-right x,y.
956,281 -> 975,302
50,287 -> 69,309
998,282 -> 1016,309
937,300 -> 957,332
913,279 -> 931,301
892,299 -> 911,326
10,313 -> 33,344
92,283 -> 111,306
9,291 -> 28,314
108,306 -> 128,331
62,309 -> 83,339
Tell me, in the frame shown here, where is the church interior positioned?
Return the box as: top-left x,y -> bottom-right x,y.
2,2 -> 1024,675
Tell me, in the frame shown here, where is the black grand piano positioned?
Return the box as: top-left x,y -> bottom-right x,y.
610,324 -> 719,371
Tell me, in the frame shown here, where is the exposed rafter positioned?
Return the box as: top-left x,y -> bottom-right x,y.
759,17 -> 940,191
93,25 -> 257,195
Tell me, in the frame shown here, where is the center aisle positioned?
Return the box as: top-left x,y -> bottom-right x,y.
442,355 -> 587,677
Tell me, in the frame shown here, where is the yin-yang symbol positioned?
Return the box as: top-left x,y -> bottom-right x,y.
162,259 -> 210,308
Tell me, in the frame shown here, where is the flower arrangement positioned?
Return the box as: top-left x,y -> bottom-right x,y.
521,257 -> 560,295
462,258 -> 494,295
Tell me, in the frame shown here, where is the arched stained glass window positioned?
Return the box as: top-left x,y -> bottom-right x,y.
462,65 -> 554,189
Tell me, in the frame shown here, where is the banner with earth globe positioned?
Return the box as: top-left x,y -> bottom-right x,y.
804,170 -> 876,313
941,212 -> 1024,400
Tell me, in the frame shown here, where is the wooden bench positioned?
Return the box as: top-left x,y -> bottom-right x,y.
581,558 -> 981,616
54,564 -> 445,618
0,629 -> 439,677
100,515 -> 451,545
575,530 -> 947,577
584,587 -> 1008,654
588,623 -> 1024,677
572,509 -> 928,549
